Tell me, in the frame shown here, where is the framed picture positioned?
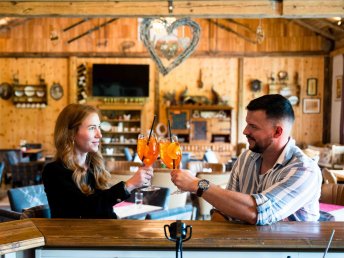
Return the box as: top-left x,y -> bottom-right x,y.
307,78 -> 317,96
335,76 -> 343,101
303,98 -> 320,114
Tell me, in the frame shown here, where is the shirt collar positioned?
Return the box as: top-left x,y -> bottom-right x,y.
249,138 -> 296,169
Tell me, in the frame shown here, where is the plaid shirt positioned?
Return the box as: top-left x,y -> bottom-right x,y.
227,139 -> 322,225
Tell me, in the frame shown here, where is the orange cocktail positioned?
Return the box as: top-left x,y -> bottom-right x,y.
159,136 -> 182,169
137,133 -> 159,167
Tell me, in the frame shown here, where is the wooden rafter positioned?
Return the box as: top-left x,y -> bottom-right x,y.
0,0 -> 342,18
293,19 -> 336,41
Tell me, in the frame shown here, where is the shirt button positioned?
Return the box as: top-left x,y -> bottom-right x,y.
116,198 -> 122,202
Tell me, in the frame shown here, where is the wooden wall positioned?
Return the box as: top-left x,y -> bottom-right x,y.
0,18 -> 328,156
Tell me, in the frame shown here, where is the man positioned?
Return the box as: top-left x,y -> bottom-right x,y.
171,94 -> 322,225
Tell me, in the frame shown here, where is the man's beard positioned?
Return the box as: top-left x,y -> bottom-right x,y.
247,136 -> 273,153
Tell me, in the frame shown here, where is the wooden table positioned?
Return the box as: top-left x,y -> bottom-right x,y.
1,219 -> 344,257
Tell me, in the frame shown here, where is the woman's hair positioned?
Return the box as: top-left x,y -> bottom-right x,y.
54,103 -> 111,194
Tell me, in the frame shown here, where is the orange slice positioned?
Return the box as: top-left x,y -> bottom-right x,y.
167,142 -> 181,159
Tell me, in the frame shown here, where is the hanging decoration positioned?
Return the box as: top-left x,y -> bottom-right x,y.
256,19 -> 265,44
140,17 -> 201,76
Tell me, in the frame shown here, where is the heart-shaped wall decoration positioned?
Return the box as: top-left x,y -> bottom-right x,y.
140,18 -> 201,76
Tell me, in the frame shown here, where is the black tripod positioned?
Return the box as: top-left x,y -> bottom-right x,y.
164,220 -> 192,258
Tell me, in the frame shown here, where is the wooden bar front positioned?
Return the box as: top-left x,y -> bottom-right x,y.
1,219 -> 344,256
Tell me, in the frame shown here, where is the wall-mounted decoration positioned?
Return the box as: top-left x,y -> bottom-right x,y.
268,71 -> 300,105
50,82 -> 63,100
0,82 -> 13,100
303,98 -> 320,114
335,76 -> 343,101
140,18 -> 200,76
250,79 -> 262,92
77,63 -> 87,103
307,78 -> 317,96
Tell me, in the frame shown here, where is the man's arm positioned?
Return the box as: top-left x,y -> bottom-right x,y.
170,169 -> 258,224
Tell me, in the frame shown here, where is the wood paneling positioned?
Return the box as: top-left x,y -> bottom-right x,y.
240,56 -> 324,146
0,58 -> 69,156
0,18 -> 328,155
0,18 -> 331,55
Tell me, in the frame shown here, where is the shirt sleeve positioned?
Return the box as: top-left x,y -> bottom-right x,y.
251,164 -> 321,225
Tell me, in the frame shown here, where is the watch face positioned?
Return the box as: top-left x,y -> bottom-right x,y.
199,179 -> 209,190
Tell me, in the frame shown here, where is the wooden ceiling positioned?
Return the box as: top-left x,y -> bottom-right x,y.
0,0 -> 343,18
0,0 -> 343,48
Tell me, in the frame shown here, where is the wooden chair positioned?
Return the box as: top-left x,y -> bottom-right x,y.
196,172 -> 231,219
331,145 -> 344,169
322,168 -> 339,184
320,183 -> 344,206
151,169 -> 188,209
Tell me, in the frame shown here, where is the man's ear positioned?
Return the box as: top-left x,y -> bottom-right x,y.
274,126 -> 283,138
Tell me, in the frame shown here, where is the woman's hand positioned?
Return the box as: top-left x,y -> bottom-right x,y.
170,169 -> 199,192
125,166 -> 153,193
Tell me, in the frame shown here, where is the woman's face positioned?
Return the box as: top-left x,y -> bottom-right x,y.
74,112 -> 102,155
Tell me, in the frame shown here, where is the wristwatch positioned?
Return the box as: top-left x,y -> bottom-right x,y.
196,179 -> 210,197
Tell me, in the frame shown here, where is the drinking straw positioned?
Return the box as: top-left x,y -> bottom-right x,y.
167,119 -> 172,141
167,119 -> 176,169
147,115 -> 157,145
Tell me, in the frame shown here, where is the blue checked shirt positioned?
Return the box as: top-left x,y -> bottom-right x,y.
227,139 -> 322,225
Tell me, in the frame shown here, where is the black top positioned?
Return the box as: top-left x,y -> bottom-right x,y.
42,160 -> 130,219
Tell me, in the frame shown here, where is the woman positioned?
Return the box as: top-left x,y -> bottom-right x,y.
42,103 -> 152,218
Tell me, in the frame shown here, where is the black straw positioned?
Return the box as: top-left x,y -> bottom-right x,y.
167,119 -> 175,169
168,119 -> 172,141
147,115 -> 157,145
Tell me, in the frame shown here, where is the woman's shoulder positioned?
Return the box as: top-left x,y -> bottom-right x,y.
43,160 -> 72,175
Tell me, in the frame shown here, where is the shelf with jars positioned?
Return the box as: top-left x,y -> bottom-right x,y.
98,105 -> 142,161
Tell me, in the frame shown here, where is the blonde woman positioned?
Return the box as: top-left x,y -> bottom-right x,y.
42,104 -> 152,218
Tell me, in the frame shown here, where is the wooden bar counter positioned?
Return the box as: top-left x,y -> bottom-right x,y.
1,219 -> 344,257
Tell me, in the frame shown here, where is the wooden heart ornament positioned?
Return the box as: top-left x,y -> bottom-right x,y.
140,18 -> 201,76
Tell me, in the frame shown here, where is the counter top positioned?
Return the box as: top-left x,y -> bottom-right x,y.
0,220 -> 45,255
1,219 -> 344,255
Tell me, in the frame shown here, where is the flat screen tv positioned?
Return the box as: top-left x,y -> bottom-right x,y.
92,64 -> 149,97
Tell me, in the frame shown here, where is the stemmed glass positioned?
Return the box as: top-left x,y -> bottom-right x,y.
159,135 -> 183,194
137,132 -> 160,191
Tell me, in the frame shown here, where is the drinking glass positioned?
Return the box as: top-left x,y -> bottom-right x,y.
137,132 -> 160,191
159,135 -> 183,194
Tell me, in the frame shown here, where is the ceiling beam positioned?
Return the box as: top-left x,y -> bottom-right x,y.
0,0 -> 342,18
293,19 -> 336,40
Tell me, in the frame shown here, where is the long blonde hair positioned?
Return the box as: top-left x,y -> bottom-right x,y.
54,103 -> 111,194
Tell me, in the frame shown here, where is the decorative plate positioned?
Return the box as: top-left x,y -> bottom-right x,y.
50,82 -> 63,100
24,86 -> 35,97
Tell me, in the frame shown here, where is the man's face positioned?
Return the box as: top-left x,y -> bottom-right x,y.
243,110 -> 276,153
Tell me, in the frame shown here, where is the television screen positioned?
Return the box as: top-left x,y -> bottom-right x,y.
92,64 -> 149,97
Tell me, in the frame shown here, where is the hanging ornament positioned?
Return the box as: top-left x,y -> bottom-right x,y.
140,18 -> 201,76
256,19 -> 265,44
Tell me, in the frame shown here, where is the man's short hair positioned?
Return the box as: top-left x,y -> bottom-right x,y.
246,94 -> 295,123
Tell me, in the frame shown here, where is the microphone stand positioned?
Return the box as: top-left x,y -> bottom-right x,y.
164,220 -> 192,258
